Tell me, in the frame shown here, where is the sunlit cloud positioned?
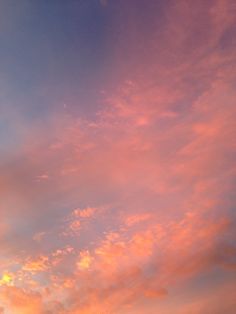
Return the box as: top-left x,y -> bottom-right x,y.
0,0 -> 235,313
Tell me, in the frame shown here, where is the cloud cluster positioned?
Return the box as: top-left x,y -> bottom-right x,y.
0,0 -> 235,313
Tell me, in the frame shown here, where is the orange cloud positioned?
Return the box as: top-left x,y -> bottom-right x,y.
0,0 -> 235,313
73,207 -> 97,218
77,251 -> 93,271
0,286 -> 46,314
124,213 -> 151,227
22,256 -> 49,274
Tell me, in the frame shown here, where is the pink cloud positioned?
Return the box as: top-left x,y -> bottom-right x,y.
0,0 -> 235,313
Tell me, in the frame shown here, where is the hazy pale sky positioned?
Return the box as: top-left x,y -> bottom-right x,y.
0,1 -> 236,313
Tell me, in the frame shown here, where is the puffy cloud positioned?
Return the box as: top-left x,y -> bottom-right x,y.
77,251 -> 93,271
22,256 -> 49,274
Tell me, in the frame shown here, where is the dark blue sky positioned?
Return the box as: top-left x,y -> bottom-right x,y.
0,0 -> 169,121
0,0 -> 113,120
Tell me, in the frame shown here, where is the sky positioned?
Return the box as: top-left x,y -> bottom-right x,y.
0,0 -> 236,313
